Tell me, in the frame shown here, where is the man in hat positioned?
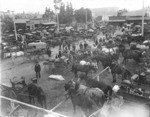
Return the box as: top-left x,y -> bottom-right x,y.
46,47 -> 51,58
34,61 -> 41,78
51,62 -> 55,74
84,41 -> 88,50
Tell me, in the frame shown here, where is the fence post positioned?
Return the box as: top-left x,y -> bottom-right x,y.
97,75 -> 99,81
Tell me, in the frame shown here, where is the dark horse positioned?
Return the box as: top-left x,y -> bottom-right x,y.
79,73 -> 113,100
64,80 -> 105,117
118,43 -> 143,64
71,62 -> 98,77
27,83 -> 47,108
110,62 -> 132,82
10,78 -> 46,108
92,52 -> 119,69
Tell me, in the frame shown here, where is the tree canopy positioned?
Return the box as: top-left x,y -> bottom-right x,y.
117,9 -> 128,16
58,2 -> 74,24
42,7 -> 55,21
74,8 -> 92,23
1,15 -> 14,34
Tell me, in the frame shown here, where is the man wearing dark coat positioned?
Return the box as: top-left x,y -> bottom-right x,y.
84,41 -> 88,49
46,48 -> 51,58
34,62 -> 41,78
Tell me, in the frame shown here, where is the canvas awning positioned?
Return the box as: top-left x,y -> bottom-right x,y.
42,22 -> 57,25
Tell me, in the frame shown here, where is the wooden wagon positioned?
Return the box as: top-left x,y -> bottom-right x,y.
43,56 -> 72,73
117,81 -> 150,107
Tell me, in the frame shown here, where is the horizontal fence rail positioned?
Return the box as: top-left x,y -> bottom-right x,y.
92,66 -> 110,81
0,95 -> 68,117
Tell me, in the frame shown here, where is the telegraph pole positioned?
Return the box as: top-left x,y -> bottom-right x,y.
56,11 -> 59,32
12,11 -> 18,41
54,0 -> 61,33
141,0 -> 145,36
85,9 -> 87,30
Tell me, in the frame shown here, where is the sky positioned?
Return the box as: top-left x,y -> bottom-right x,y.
0,0 -> 150,14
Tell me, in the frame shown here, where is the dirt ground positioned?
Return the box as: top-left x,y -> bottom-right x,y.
1,37 -> 149,117
1,39 -> 108,117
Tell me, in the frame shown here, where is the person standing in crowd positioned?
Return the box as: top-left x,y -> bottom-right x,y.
62,41 -> 66,50
72,43 -> 76,51
46,47 -> 51,58
55,54 -> 58,59
51,62 -> 55,74
58,49 -> 62,58
34,61 -> 41,78
79,42 -> 83,50
67,42 -> 71,50
95,39 -> 98,46
11,52 -> 16,66
84,41 -> 88,50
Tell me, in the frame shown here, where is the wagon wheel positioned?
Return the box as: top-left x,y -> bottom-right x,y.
1,88 -> 18,116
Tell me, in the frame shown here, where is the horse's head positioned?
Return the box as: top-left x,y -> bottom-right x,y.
91,62 -> 98,70
64,80 -> 76,92
89,63 -> 98,72
79,73 -> 87,81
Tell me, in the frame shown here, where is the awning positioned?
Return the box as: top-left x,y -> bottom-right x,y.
42,22 -> 57,25
108,20 -> 125,22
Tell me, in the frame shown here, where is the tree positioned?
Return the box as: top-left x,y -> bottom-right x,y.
58,3 -> 66,24
74,8 -> 92,23
42,7 -> 55,21
1,15 -> 14,34
58,2 -> 74,24
65,2 -> 74,24
117,9 -> 128,16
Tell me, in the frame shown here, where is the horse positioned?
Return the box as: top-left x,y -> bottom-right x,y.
71,62 -> 98,78
79,73 -> 113,100
91,53 -> 118,69
122,49 -> 143,64
64,80 -> 105,117
118,43 -> 143,64
27,83 -> 47,108
109,62 -> 132,82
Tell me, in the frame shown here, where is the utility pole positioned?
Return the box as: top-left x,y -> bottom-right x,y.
54,0 -> 61,33
85,8 -> 87,30
12,11 -> 18,41
141,0 -> 145,36
56,12 -> 59,32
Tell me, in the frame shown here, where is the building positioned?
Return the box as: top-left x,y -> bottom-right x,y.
15,19 -> 30,32
15,18 -> 56,31
107,16 -> 126,27
108,7 -> 150,26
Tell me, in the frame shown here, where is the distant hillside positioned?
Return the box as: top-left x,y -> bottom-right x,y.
91,7 -> 119,16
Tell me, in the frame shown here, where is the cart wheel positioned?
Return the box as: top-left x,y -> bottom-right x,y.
1,89 -> 17,116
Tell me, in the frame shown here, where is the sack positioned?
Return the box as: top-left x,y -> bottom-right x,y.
49,75 -> 65,81
80,60 -> 87,65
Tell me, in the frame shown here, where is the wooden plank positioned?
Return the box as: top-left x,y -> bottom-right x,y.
0,95 -> 68,117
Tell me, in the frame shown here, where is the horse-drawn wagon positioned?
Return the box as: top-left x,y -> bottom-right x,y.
0,77 -> 30,115
43,55 -> 72,72
23,41 -> 47,61
117,80 -> 150,107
